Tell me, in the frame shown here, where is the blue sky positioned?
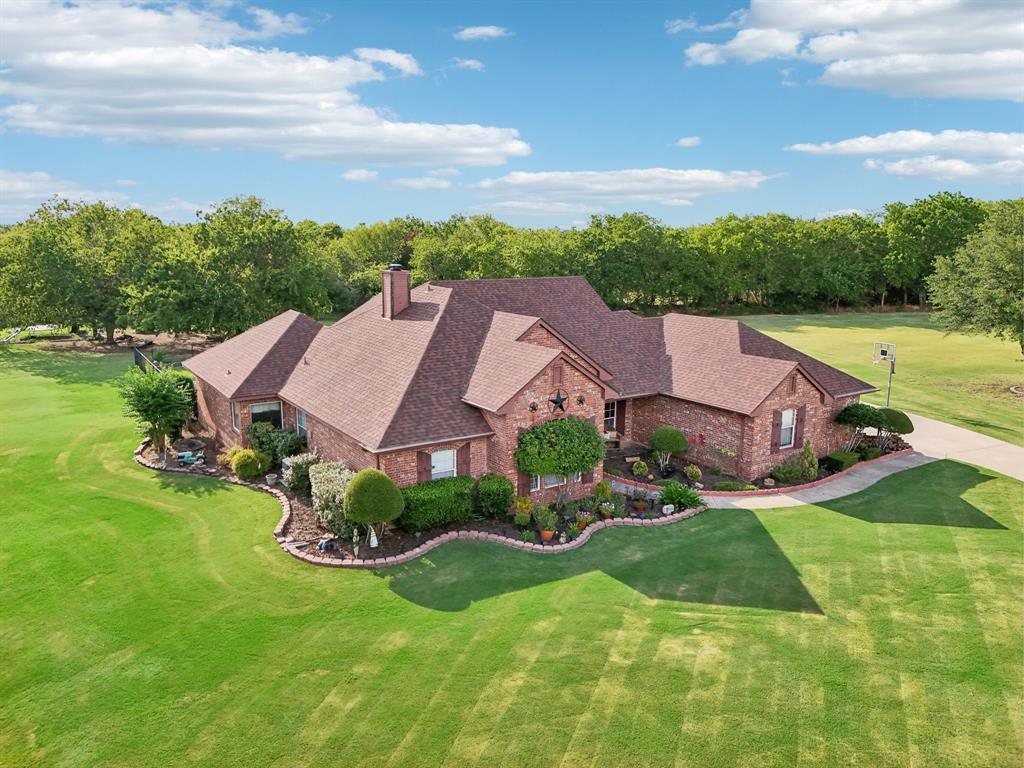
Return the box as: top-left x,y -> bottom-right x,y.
1,0 -> 1021,226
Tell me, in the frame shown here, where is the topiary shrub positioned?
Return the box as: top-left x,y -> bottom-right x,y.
477,473 -> 514,518
649,425 -> 689,472
399,476 -> 475,533
835,402 -> 887,451
283,452 -> 320,495
712,481 -> 757,492
878,408 -> 914,449
309,462 -> 356,532
631,460 -> 648,477
824,452 -> 860,472
515,416 -> 605,503
231,448 -> 271,479
658,481 -> 702,509
683,464 -> 702,482
345,469 -> 404,539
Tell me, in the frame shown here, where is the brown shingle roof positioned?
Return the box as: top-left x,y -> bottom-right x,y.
187,276 -> 875,449
183,310 -> 321,399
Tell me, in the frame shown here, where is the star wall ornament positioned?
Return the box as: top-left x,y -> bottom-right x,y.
549,389 -> 567,412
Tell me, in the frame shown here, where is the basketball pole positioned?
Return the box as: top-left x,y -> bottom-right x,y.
885,356 -> 894,407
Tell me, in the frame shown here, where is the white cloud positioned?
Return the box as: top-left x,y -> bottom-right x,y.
790,129 -> 1024,183
0,1 -> 530,167
864,156 -> 1024,183
454,25 -> 511,41
146,197 -> 212,223
342,169 -> 378,181
0,169 -> 128,219
473,167 -> 771,207
451,58 -> 485,71
474,201 -> 603,216
788,130 -> 1024,159
674,136 -> 701,148
394,177 -> 453,189
426,168 -> 461,177
354,47 -> 422,76
666,10 -> 746,34
815,208 -> 867,219
665,18 -> 697,34
685,0 -> 1023,101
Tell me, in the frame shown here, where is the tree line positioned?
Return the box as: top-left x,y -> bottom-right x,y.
0,191 -> 1018,350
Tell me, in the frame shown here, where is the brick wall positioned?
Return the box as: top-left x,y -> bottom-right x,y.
518,323 -> 601,378
305,415 -> 377,471
629,395 -> 745,474
377,437 -> 490,488
195,378 -> 235,447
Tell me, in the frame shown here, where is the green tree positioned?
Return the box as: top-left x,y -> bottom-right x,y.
928,199 -> 1023,353
344,468 -> 405,542
116,368 -> 192,462
649,425 -> 689,473
515,416 -> 605,503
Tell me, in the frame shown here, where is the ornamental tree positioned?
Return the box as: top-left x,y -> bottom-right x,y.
344,468 -> 405,543
515,416 -> 605,503
116,367 -> 192,463
878,408 -> 914,450
648,425 -> 689,473
835,403 -> 887,451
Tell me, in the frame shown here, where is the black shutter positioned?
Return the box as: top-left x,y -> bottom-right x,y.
770,410 -> 782,453
456,443 -> 471,476
794,405 -> 807,447
416,451 -> 431,483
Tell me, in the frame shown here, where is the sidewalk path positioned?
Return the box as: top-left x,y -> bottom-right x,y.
706,412 -> 1022,510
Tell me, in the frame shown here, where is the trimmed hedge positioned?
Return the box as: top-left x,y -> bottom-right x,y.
399,476 -> 475,533
477,473 -> 514,518
824,452 -> 860,472
283,452 -> 319,495
344,469 -> 404,526
712,481 -> 758,492
858,445 -> 884,461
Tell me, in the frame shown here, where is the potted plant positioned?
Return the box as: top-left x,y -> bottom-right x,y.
632,494 -> 647,514
533,504 -> 557,542
575,509 -> 593,530
599,501 -> 614,519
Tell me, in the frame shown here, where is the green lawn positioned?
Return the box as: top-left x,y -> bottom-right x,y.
1,347 -> 1022,768
737,312 -> 1024,446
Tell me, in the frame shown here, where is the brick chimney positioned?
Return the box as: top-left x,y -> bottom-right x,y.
381,263 -> 410,319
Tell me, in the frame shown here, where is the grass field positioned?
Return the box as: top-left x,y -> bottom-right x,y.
739,312 -> 1024,446
1,347 -> 1022,767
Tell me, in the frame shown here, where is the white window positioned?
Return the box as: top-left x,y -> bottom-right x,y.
230,401 -> 240,432
604,401 -> 617,432
250,401 -> 282,429
779,408 -> 796,449
296,409 -> 308,438
431,449 -> 456,480
530,475 -> 541,492
541,471 -> 583,489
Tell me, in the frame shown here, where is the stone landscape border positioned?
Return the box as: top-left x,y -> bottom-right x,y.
134,439 -> 707,569
612,448 -> 914,497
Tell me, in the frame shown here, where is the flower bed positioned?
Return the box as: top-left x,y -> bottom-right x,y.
134,439 -> 707,569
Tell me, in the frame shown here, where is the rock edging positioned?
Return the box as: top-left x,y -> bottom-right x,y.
611,448 -> 915,498
134,439 -> 707,569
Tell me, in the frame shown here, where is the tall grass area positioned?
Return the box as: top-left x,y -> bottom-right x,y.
1,347 -> 1021,767
740,312 -> 1024,446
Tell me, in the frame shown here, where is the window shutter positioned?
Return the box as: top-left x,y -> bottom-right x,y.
552,364 -> 563,386
770,410 -> 782,453
517,470 -> 531,495
456,443 -> 471,476
582,468 -> 594,484
416,451 -> 431,483
794,405 -> 807,447
614,401 -> 625,434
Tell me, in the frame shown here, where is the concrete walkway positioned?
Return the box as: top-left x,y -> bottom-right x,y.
706,412 -> 1023,510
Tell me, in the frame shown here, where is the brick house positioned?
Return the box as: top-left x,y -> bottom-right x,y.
184,269 -> 874,499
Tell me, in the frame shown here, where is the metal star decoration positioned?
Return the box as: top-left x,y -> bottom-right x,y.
549,389 -> 567,412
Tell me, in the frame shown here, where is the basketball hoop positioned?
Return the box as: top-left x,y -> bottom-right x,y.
872,341 -> 896,405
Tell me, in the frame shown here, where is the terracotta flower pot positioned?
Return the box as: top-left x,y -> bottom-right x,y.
577,521 -> 587,530
601,510 -> 613,519
540,529 -> 554,541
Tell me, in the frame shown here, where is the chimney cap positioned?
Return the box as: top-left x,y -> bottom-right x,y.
388,263 -> 405,271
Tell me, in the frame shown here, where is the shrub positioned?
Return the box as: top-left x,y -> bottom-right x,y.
308,462 -> 356,532
513,511 -> 532,528
683,464 -> 702,482
649,425 -> 689,473
231,448 -> 271,479
594,479 -> 612,502
713,481 -> 757,491
217,444 -> 243,468
879,408 -> 914,435
246,422 -> 306,465
631,460 -> 649,477
515,416 -> 605,502
115,367 -> 192,456
771,440 -> 818,483
283,452 -> 320,494
859,445 -> 884,461
709,465 -> 722,475
824,452 -> 860,473
477,473 -> 514,518
659,481 -> 701,509
345,469 -> 404,534
399,476 -> 475,533
565,522 -> 581,540
513,495 -> 533,517
604,466 -> 623,477
164,368 -> 197,418
835,402 -> 887,451
522,530 -> 537,543
533,504 -> 557,532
